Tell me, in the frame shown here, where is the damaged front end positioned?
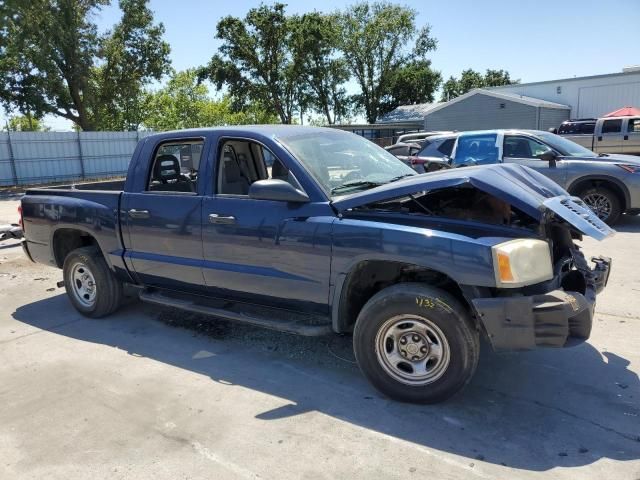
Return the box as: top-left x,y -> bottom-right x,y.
332,164 -> 614,351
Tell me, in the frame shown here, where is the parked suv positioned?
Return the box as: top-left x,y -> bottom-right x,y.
448,129 -> 640,224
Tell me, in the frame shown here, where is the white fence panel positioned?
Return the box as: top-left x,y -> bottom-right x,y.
80,131 -> 139,177
0,134 -> 15,186
11,132 -> 82,185
0,131 -> 156,186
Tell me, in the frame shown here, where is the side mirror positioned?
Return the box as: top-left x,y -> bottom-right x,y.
536,150 -> 557,162
249,179 -> 310,203
536,149 -> 557,168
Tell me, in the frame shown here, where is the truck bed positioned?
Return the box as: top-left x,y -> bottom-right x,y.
30,178 -> 126,192
21,184 -> 126,276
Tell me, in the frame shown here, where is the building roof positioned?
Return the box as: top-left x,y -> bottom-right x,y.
604,106 -> 640,117
423,89 -> 570,118
376,102 -> 442,123
489,69 -> 640,89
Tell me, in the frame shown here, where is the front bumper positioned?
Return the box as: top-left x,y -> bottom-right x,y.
472,255 -> 611,351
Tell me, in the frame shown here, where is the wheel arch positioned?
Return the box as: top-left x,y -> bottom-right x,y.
331,259 -> 473,334
51,227 -> 101,268
567,175 -> 630,211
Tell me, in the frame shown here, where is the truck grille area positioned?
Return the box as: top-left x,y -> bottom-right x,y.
543,195 -> 614,241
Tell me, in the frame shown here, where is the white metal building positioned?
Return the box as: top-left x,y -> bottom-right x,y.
490,68 -> 640,119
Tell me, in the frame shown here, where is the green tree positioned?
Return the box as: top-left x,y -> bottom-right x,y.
382,59 -> 442,112
3,115 -> 49,132
440,68 -> 518,101
457,69 -> 485,93
484,69 -> 516,87
291,12 -> 351,125
199,3 -> 302,124
441,76 -> 460,102
0,0 -> 170,131
143,70 -> 276,131
93,0 -> 172,130
337,2 -> 438,123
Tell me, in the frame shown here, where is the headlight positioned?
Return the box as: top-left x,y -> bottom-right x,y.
491,239 -> 553,288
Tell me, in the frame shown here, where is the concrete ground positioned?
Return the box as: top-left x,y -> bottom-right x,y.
0,196 -> 638,479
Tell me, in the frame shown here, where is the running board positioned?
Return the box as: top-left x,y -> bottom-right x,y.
139,290 -> 333,336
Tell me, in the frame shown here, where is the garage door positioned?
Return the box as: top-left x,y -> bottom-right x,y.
577,82 -> 640,118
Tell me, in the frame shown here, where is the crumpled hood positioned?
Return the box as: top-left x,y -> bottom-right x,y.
332,163 -> 615,241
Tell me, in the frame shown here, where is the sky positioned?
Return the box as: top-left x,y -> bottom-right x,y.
5,0 -> 640,130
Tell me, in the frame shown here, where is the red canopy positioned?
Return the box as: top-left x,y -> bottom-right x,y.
604,106 -> 640,117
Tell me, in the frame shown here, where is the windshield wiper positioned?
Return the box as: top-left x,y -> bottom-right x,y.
598,153 -> 610,157
388,173 -> 416,182
330,180 -> 384,194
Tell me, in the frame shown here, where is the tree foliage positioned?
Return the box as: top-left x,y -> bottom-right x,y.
382,60 -> 442,112
199,3 -> 301,124
3,115 -> 49,132
200,2 -> 440,125
337,2 -> 439,123
0,0 -> 171,131
143,70 -> 277,131
441,68 -> 518,101
290,12 -> 351,124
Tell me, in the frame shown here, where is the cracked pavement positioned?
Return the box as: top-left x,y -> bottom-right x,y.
0,197 -> 639,479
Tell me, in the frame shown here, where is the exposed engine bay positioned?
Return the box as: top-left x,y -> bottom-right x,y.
350,185 -> 540,230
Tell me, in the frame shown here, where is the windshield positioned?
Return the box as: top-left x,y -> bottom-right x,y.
536,132 -> 596,157
276,130 -> 416,197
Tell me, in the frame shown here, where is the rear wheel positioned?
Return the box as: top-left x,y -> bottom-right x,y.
63,246 -> 123,318
353,283 -> 479,404
578,186 -> 621,225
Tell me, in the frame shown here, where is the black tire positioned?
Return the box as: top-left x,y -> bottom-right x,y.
62,246 -> 123,318
353,283 -> 479,404
577,186 -> 622,225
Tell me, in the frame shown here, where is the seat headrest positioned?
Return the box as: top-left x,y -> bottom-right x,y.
154,155 -> 180,182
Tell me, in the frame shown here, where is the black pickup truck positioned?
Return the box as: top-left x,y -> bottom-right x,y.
20,126 -> 613,403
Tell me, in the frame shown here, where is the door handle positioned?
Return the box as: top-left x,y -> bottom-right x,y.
597,136 -> 603,142
209,213 -> 236,225
128,209 -> 150,219
624,135 -> 629,141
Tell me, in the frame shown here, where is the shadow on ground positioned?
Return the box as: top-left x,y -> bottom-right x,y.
612,213 -> 640,233
13,295 -> 640,472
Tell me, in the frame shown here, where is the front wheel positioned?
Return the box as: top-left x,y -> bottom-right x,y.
353,283 -> 479,404
63,246 -> 123,318
578,186 -> 621,225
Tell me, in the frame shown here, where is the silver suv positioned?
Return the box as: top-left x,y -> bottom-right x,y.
447,129 -> 640,225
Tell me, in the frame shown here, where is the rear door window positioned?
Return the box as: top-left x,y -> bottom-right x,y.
579,122 -> 596,134
452,134 -> 499,166
417,138 -> 452,158
437,138 -> 455,156
628,118 -> 640,133
147,140 -> 202,193
602,119 -> 623,134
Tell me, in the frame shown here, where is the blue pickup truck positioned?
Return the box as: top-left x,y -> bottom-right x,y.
20,126 -> 614,403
